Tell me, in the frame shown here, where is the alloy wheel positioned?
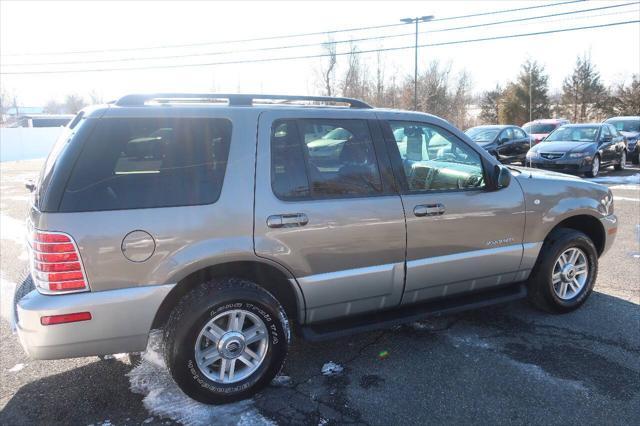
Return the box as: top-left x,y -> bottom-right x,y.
591,157 -> 600,176
194,309 -> 269,384
552,247 -> 589,300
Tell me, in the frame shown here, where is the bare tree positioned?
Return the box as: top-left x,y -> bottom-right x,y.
64,94 -> 87,114
319,40 -> 337,97
88,90 -> 104,105
374,50 -> 385,106
44,99 -> 64,114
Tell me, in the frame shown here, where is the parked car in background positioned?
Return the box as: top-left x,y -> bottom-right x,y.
465,125 -> 530,164
604,116 -> 640,164
522,119 -> 570,145
527,123 -> 627,177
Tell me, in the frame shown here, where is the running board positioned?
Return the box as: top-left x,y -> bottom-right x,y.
300,283 -> 527,341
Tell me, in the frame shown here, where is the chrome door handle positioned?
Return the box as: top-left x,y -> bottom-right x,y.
414,203 -> 445,217
267,213 -> 309,228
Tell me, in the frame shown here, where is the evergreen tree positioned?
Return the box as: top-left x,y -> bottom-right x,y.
561,53 -> 607,122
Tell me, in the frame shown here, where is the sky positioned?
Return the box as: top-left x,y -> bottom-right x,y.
1,0 -> 639,106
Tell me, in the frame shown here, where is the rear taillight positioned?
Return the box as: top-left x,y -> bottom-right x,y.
28,230 -> 89,294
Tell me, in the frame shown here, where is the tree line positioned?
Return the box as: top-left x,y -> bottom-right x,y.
2,48 -> 637,129
314,43 -> 638,128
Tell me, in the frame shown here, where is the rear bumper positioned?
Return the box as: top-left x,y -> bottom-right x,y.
15,283 -> 174,360
600,214 -> 617,256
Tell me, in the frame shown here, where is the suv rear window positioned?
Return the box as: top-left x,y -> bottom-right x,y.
60,117 -> 231,211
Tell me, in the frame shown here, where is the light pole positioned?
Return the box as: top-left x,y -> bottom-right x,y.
400,15 -> 434,111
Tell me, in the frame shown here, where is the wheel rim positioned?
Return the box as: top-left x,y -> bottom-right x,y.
552,247 -> 589,300
592,157 -> 599,176
194,309 -> 269,384
620,151 -> 626,168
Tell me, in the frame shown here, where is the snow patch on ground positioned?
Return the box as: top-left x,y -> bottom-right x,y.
8,363 -> 25,372
127,330 -> 274,426
321,362 -> 344,376
589,173 -> 640,185
507,359 -> 587,391
102,353 -> 129,361
0,274 -> 17,321
270,375 -> 292,387
447,333 -> 492,349
614,196 -> 640,202
0,213 -> 26,246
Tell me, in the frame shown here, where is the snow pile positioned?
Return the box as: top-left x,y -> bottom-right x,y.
127,330 -> 274,426
590,173 -> 640,185
0,274 -> 17,321
8,363 -> 25,372
321,361 -> 344,377
0,213 -> 26,246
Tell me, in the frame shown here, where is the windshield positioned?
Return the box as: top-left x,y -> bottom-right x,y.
523,123 -> 557,134
607,120 -> 640,133
545,126 -> 599,142
465,128 -> 499,142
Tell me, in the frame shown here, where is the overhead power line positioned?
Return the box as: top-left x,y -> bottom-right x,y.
0,0 -> 585,57
5,1 -> 636,67
2,19 -> 637,75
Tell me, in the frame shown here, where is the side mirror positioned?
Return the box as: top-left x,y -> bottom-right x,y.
494,165 -> 511,190
601,135 -> 612,143
25,179 -> 36,193
499,137 -> 509,144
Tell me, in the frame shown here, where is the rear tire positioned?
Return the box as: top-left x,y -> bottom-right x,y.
527,228 -> 598,314
163,278 -> 289,404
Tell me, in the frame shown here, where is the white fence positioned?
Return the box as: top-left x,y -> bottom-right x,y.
0,127 -> 64,162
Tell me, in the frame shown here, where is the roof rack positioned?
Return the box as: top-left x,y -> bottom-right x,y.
114,93 -> 373,109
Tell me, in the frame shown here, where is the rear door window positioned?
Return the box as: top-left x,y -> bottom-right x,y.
60,117 -> 232,211
271,119 -> 383,200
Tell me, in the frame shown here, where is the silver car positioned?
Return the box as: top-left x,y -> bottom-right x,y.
15,94 -> 617,404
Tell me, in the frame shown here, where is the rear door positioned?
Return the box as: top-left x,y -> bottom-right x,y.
378,114 -> 527,305
254,109 -> 406,323
497,128 -> 516,162
513,127 -> 531,161
598,125 -> 616,163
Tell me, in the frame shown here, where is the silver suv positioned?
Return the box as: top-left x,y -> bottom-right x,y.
15,94 -> 617,404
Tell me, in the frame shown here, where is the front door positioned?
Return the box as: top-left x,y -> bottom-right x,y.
254,110 -> 406,323
379,116 -> 527,305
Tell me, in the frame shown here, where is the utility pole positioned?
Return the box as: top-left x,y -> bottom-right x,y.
529,66 -> 533,124
400,15 -> 434,111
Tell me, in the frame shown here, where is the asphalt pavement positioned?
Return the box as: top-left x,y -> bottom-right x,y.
1,159 -> 638,426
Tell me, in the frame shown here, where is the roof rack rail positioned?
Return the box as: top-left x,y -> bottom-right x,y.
114,93 -> 373,109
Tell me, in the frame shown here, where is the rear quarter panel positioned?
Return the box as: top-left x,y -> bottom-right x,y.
30,107 -> 262,291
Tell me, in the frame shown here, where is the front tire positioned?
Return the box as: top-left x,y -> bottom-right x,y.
614,150 -> 626,171
527,228 -> 598,313
164,278 -> 289,404
585,155 -> 600,178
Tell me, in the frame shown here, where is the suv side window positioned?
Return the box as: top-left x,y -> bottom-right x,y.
61,117 -> 232,212
608,124 -> 619,136
388,121 -> 485,192
271,119 -> 383,199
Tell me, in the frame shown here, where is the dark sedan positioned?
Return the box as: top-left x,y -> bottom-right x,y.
526,123 -> 627,177
465,125 -> 531,165
605,116 -> 639,164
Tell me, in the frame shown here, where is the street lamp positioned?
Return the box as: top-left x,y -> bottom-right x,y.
400,15 -> 434,111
